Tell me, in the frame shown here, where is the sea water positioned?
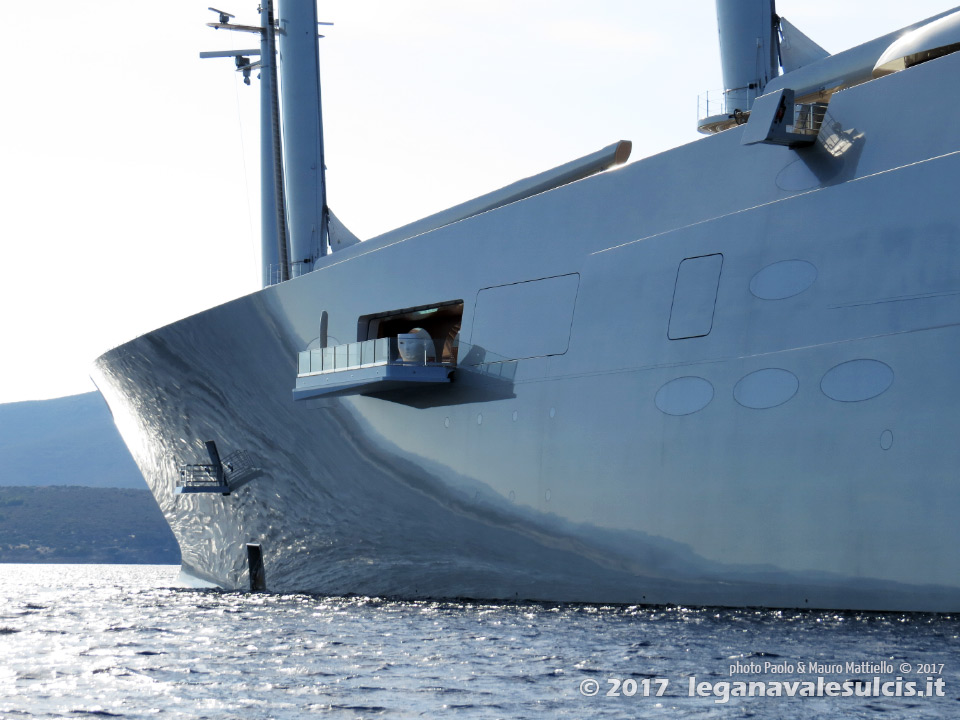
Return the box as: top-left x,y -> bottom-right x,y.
0,565 -> 957,719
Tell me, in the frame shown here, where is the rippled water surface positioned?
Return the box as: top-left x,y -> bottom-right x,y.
1,565 -> 959,719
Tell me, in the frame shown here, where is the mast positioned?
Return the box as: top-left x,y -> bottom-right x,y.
715,0 -> 780,114
261,1 -> 286,286
276,0 -> 328,277
203,2 -> 328,285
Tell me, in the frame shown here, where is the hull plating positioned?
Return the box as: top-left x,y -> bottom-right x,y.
93,52 -> 960,611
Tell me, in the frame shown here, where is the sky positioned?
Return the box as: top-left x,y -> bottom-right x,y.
2,0 -> 957,405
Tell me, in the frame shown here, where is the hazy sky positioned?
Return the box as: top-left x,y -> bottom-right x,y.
2,1 -> 956,404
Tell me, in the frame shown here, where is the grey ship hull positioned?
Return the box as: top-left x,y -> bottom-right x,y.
94,51 -> 960,611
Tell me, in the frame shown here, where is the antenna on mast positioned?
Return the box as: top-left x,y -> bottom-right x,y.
205,6 -> 262,34
209,7 -> 235,25
200,4 -> 289,287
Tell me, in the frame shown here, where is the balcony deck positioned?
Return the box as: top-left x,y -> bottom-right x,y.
293,337 -> 453,401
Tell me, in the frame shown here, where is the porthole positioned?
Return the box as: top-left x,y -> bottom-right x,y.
734,368 -> 799,409
750,260 -> 818,300
821,360 -> 893,402
655,377 -> 714,416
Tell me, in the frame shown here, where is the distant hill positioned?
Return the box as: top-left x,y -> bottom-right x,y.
0,392 -> 144,488
0,486 -> 180,564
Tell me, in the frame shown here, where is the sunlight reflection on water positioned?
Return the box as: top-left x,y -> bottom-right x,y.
0,565 -> 957,719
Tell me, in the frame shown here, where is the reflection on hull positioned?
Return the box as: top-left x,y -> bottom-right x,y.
94,49 -> 960,612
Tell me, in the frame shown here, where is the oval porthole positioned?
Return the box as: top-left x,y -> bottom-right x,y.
734,368 -> 799,409
749,260 -> 818,300
655,376 -> 714,416
880,429 -> 894,451
821,359 -> 894,402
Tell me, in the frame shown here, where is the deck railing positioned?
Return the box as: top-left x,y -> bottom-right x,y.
176,449 -> 256,494
297,336 -> 516,378
298,337 -> 409,376
790,103 -> 828,136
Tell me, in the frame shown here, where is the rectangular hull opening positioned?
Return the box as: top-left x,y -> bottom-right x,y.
246,543 -> 266,591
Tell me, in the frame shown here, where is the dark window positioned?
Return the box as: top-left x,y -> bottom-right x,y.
668,254 -> 723,340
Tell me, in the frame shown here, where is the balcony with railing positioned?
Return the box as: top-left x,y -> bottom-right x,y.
697,87 -> 758,135
293,333 -> 518,401
697,85 -> 829,142
293,335 -> 454,400
741,89 -> 829,148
